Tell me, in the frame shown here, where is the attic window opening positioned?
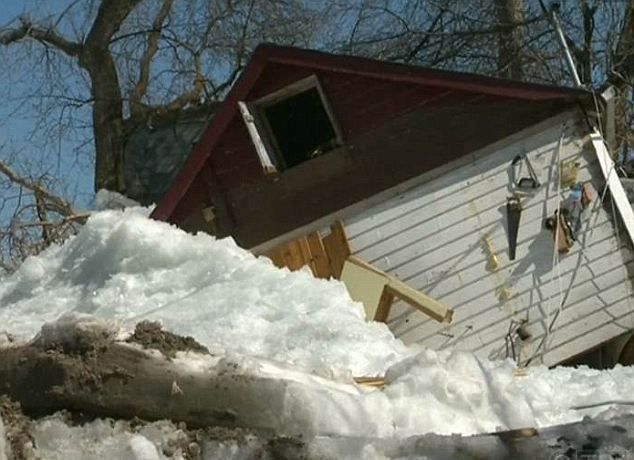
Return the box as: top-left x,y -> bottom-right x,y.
241,75 -> 342,173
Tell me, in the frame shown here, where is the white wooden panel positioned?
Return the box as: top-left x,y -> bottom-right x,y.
340,259 -> 386,319
345,117 -> 634,366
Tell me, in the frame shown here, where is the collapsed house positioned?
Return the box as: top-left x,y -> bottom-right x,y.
130,44 -> 634,368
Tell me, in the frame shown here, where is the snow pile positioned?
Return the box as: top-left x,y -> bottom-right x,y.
94,189 -> 141,210
382,349 -> 634,436
0,207 -> 406,377
33,312 -> 123,349
29,417 -> 189,460
2,208 -> 634,441
9,407 -> 634,459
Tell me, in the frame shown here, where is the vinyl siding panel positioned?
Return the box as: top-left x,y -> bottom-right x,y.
344,116 -> 634,366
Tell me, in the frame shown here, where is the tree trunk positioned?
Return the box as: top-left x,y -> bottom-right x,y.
3,335 -> 634,459
0,340 -> 284,432
495,0 -> 525,81
607,0 -> 634,157
80,49 -> 127,193
79,0 -> 143,194
578,0 -> 596,86
0,322 -> 378,438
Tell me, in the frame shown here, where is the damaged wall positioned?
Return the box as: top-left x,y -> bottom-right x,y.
343,111 -> 634,366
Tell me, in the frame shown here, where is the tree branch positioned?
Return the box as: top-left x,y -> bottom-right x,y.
0,160 -> 75,216
130,0 -> 174,113
0,18 -> 81,57
83,0 -> 143,50
388,8 -> 447,63
611,0 -> 634,84
142,71 -> 206,117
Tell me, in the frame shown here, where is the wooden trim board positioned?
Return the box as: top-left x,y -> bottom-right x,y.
342,256 -> 453,323
322,220 -> 351,278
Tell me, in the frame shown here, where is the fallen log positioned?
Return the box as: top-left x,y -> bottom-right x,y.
0,318 -> 383,438
5,392 -> 634,460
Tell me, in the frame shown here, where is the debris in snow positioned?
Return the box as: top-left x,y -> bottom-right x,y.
126,321 -> 209,358
6,402 -> 634,459
0,417 -> 5,460
0,398 -> 35,459
2,208 -> 634,444
0,332 -> 20,350
0,320 -> 391,438
31,312 -> 123,353
5,316 -> 634,441
29,414 -> 304,460
0,207 -> 407,377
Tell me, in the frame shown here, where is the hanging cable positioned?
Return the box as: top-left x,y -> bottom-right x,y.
524,125 -> 566,365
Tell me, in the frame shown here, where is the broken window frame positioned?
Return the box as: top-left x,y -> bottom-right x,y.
239,75 -> 344,174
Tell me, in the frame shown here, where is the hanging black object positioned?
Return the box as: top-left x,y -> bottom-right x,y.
506,196 -> 522,260
511,154 -> 540,189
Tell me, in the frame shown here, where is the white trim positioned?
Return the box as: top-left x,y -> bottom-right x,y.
238,101 -> 277,174
601,86 -> 617,151
253,75 -> 320,106
589,129 -> 634,247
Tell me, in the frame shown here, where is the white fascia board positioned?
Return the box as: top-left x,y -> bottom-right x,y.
590,129 -> 634,246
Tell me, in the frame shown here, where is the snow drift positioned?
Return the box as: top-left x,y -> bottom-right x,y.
1,207 -> 634,442
0,207 -> 406,378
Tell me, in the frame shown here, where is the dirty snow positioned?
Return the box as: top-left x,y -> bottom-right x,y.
1,207 -> 634,448
0,207 -> 406,378
6,408 -> 634,459
0,417 -> 6,460
29,417 -> 184,460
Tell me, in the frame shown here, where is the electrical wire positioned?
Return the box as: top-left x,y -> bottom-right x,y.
524,126 -> 566,366
546,126 -> 565,354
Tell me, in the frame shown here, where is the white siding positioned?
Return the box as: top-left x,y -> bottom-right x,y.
344,116 -> 634,366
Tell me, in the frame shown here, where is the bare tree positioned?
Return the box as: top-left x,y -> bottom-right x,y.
495,0 -> 525,80
0,0 -> 316,194
0,0 -> 319,270
2,0 -> 634,271
332,0 -> 634,157
0,152 -> 87,272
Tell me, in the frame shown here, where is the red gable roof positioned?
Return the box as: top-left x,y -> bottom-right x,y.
152,44 -> 589,223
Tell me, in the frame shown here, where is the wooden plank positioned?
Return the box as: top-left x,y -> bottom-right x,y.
297,236 -> 313,271
353,376 -> 386,389
344,255 -> 453,323
265,233 -> 331,277
306,232 -> 332,278
283,239 -> 306,271
384,282 -> 453,323
265,246 -> 286,269
374,288 -> 394,323
323,220 -> 351,279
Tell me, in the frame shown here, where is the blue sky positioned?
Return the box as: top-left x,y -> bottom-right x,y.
0,1 -> 95,208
